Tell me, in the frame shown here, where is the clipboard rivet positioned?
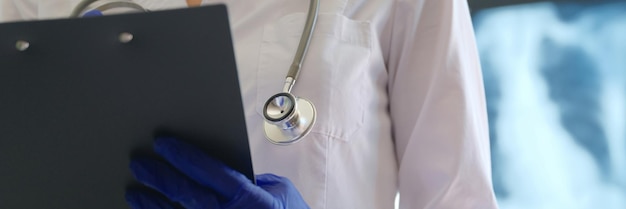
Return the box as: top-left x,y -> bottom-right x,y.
15,40 -> 29,51
119,32 -> 133,43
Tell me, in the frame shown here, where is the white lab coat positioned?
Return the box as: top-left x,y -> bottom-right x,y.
0,0 -> 498,208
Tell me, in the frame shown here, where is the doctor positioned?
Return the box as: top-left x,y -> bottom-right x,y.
0,0 -> 499,208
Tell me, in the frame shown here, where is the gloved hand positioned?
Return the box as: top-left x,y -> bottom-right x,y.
126,137 -> 310,209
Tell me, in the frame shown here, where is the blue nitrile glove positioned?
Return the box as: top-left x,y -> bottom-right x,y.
126,137 -> 310,209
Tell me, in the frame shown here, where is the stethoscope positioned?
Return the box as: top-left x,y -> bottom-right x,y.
71,0 -> 320,145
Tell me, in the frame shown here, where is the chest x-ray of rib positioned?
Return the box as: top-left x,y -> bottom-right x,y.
473,1 -> 626,209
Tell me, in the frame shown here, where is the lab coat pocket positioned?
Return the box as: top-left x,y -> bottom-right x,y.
256,13 -> 371,142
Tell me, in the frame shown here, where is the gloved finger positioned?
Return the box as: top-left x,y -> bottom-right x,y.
256,173 -> 308,206
256,173 -> 290,189
153,137 -> 253,200
130,157 -> 221,209
125,189 -> 177,209
219,174 -> 307,209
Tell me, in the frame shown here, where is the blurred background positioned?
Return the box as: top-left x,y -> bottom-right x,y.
469,0 -> 626,208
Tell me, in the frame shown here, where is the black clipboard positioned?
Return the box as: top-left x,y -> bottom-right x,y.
0,5 -> 254,209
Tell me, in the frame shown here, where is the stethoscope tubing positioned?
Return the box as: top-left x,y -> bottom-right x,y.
71,0 -> 319,94
70,0 -> 321,144
283,0 -> 320,93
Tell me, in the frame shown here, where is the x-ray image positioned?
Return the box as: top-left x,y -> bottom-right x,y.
473,1 -> 626,208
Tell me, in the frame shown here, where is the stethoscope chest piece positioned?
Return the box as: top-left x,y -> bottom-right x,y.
263,93 -> 316,145
261,0 -> 320,145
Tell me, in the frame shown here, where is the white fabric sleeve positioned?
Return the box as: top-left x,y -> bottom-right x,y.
386,0 -> 499,208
